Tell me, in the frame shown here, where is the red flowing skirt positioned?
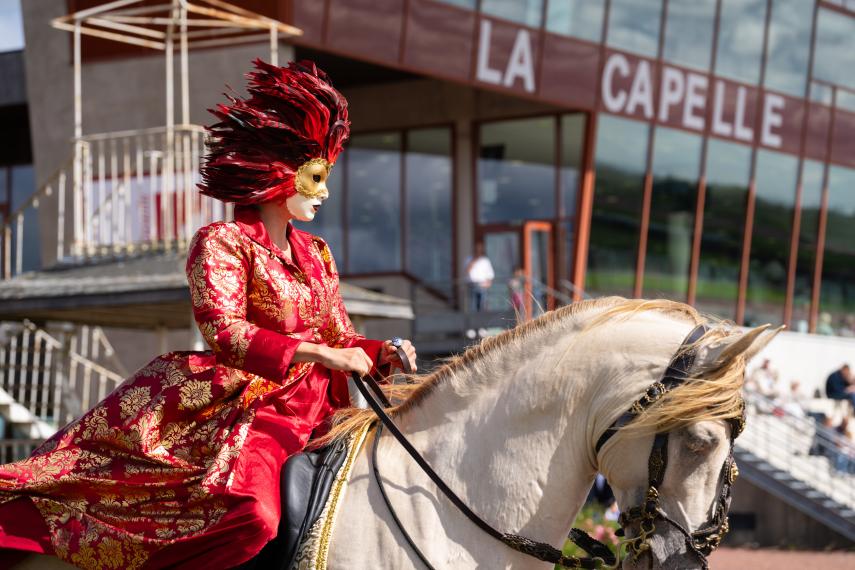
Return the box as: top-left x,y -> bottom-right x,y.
0,350 -> 346,569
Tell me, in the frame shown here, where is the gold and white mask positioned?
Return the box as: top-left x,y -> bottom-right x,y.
294,158 -> 332,199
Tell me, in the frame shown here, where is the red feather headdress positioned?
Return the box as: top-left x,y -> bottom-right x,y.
198,59 -> 350,205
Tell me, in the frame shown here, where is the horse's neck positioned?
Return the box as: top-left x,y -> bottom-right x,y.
387,326 -> 604,544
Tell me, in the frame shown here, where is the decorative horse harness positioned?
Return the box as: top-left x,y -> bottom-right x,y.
594,324 -> 743,568
352,326 -> 741,569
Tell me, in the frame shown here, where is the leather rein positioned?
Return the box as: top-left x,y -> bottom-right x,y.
351,325 -> 738,569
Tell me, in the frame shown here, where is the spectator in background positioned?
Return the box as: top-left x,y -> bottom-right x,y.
833,417 -> 855,474
809,415 -> 834,457
817,312 -> 835,335
825,364 -> 855,411
747,358 -> 780,400
465,242 -> 494,312
779,380 -> 808,418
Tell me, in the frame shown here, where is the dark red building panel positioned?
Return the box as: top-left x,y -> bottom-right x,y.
768,96 -> 805,156
403,0 -> 474,81
804,103 -> 832,162
539,34 -> 599,110
325,0 -> 405,64
830,109 -> 855,167
291,0 -> 325,44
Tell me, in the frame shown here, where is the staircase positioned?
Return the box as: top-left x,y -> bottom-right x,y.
736,390 -> 855,541
0,321 -> 124,461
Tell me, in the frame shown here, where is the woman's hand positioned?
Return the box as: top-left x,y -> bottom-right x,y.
319,346 -> 374,376
296,343 -> 373,376
380,339 -> 418,373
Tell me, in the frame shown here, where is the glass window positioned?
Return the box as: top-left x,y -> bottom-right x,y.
836,89 -> 855,114
0,0 -> 24,53
8,165 -> 40,273
586,115 -> 649,297
10,164 -> 34,211
696,140 -> 752,321
792,160 -> 823,332
478,117 -> 555,224
302,156 -> 344,260
405,128 -> 453,295
346,133 -> 402,273
763,0 -> 813,96
481,0 -> 543,27
560,113 -> 586,219
643,127 -> 701,300
744,151 -> 799,327
814,8 -> 855,92
433,0 -> 476,9
561,113 -> 585,284
819,166 -> 855,336
606,0 -> 663,58
662,0 -> 716,71
546,0 -> 605,43
809,81 -> 834,105
715,0 -> 767,85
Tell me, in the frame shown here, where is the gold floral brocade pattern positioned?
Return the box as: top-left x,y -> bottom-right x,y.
0,210 -> 382,569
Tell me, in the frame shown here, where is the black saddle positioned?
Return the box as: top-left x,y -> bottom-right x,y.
235,438 -> 350,570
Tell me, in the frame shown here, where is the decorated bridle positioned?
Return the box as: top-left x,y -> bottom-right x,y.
352,326 -> 741,569
594,324 -> 743,568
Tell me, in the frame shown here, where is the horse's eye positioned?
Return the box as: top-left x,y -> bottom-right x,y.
312,174 -> 321,183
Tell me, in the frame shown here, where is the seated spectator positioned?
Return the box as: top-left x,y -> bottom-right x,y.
809,415 -> 834,457
825,364 -> 855,411
747,359 -> 780,413
778,380 -> 808,418
833,417 -> 855,474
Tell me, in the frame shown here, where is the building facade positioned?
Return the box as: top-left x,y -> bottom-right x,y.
275,0 -> 854,338
17,0 -> 855,342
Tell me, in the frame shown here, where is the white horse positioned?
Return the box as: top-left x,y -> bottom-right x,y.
14,297 -> 778,569
325,298 -> 777,569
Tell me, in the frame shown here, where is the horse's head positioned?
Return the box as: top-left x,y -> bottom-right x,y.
596,322 -> 781,570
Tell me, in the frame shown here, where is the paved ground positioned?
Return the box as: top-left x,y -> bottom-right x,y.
709,547 -> 855,569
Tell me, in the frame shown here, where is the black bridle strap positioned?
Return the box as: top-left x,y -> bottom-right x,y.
595,324 -> 709,454
351,369 -> 616,569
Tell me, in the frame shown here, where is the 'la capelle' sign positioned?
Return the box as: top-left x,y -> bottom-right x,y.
602,52 -> 786,148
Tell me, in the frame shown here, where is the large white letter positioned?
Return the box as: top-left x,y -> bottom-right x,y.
711,80 -> 733,137
734,86 -> 754,142
503,29 -> 535,93
626,60 -> 654,119
476,20 -> 502,85
683,72 -> 707,131
602,53 -> 630,113
761,93 -> 785,148
658,66 -> 685,122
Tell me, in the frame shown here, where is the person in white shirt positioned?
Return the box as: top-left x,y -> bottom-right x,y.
465,242 -> 494,311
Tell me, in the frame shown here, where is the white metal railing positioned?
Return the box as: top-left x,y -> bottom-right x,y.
0,321 -> 124,428
739,389 -> 855,509
1,125 -> 232,279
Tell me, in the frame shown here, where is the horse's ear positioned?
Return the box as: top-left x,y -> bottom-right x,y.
694,324 -> 784,372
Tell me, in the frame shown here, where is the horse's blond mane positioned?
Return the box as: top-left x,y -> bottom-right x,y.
315,297 -> 747,447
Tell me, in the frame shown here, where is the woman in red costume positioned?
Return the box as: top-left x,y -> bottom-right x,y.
0,59 -> 417,569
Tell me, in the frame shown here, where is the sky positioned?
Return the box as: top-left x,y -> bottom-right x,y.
0,0 -> 24,53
